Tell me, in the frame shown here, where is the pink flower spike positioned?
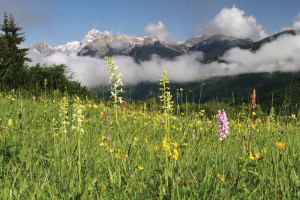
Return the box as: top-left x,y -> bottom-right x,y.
105,113 -> 108,124
217,109 -> 230,141
251,89 -> 256,110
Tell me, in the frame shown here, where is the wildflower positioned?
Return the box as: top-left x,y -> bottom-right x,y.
7,119 -> 13,126
250,89 -> 256,110
217,109 -> 230,141
133,137 -> 137,142
249,152 -> 255,160
180,88 -> 184,92
104,134 -> 110,140
137,166 -> 144,170
171,148 -> 179,160
263,148 -> 267,153
276,142 -> 285,150
159,70 -> 173,112
73,97 -> 85,135
105,113 -> 108,124
217,173 -> 224,183
162,137 -> 170,151
172,142 -> 178,148
105,56 -> 125,105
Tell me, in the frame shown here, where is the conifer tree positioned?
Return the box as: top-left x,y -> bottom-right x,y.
0,12 -> 30,87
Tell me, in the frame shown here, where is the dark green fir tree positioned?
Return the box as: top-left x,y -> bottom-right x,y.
0,12 -> 30,88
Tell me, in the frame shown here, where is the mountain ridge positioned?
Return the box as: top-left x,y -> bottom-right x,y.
31,29 -> 297,64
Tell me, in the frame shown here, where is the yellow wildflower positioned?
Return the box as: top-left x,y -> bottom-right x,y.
276,142 -> 285,150
217,173 -> 224,183
162,138 -> 170,151
7,119 -> 13,126
172,142 -> 178,148
138,166 -> 144,170
249,152 -> 255,160
263,148 -> 266,153
171,149 -> 179,160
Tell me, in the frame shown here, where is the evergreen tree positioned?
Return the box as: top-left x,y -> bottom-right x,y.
0,12 -> 30,87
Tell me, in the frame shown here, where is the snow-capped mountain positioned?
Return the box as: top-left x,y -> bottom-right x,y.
32,41 -> 55,56
32,28 -> 266,63
31,29 -> 157,56
54,41 -> 81,53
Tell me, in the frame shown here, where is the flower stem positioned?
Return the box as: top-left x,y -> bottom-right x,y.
275,149 -> 279,199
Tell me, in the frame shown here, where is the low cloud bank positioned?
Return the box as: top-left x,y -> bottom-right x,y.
27,34 -> 300,88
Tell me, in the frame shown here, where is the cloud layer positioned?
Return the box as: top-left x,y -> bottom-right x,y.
27,33 -> 300,88
202,6 -> 268,40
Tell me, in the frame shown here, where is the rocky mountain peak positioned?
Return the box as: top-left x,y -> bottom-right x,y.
32,41 -> 54,55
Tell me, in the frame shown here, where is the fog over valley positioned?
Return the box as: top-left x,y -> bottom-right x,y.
27,33 -> 300,88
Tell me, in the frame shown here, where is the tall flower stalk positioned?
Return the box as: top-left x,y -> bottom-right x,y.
59,96 -> 69,145
249,89 -> 256,153
105,56 -> 124,127
159,70 -> 173,193
159,70 -> 173,134
104,56 -> 124,196
73,96 -> 84,190
218,109 -> 229,181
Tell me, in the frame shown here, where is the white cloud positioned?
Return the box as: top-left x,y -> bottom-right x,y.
109,40 -> 127,50
26,33 -> 300,88
292,14 -> 300,30
281,13 -> 300,32
144,21 -> 179,44
203,6 -> 268,40
219,34 -> 300,74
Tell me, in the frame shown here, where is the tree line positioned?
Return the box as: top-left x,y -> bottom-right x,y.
0,12 -> 91,96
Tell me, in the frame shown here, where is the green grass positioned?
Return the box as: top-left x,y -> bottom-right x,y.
0,90 -> 299,199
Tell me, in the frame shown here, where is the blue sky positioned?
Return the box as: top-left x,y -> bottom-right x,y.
1,0 -> 300,47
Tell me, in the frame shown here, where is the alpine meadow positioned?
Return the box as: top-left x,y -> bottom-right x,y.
0,12 -> 300,200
